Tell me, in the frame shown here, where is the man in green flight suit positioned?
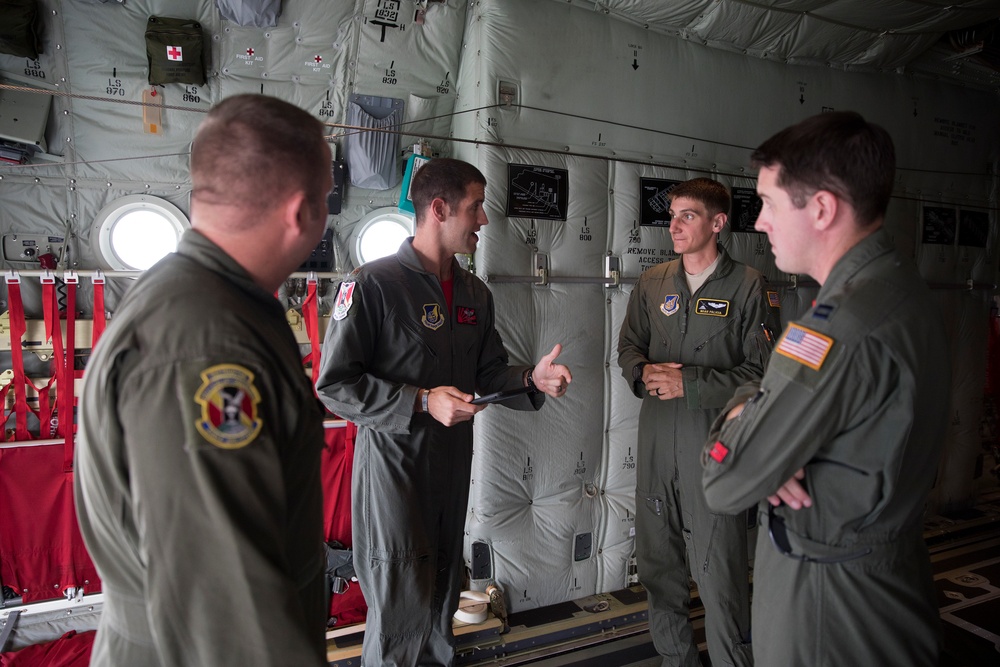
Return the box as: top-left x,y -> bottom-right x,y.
618,178 -> 777,666
75,95 -> 333,666
702,111 -> 950,666
316,157 -> 572,667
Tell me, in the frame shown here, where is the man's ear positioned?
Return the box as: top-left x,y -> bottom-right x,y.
812,190 -> 839,231
429,197 -> 450,223
285,190 -> 310,234
712,212 -> 727,232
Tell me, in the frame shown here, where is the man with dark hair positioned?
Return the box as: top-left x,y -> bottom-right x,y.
702,111 -> 949,666
618,177 -> 776,667
316,157 -> 572,666
75,94 -> 332,667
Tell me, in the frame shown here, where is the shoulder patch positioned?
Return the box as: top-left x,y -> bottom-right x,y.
767,291 -> 781,308
775,323 -> 834,371
695,298 -> 730,317
660,294 -> 680,317
332,282 -> 355,321
422,303 -> 445,330
194,364 -> 263,449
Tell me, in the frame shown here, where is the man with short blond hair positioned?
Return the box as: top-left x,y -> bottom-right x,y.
618,176 -> 776,666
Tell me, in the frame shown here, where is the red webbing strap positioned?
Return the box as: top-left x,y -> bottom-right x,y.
5,273 -> 32,441
61,274 -> 78,471
302,273 -> 321,387
91,272 -> 106,348
39,272 -> 62,440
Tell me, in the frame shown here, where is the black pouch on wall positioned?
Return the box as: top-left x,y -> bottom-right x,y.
145,16 -> 206,85
0,0 -> 42,59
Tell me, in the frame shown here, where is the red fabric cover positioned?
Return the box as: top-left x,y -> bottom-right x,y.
0,447 -> 101,602
0,630 -> 95,667
321,422 -> 367,625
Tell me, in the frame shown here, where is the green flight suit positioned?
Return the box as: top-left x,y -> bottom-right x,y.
75,230 -> 328,666
702,229 -> 949,666
316,238 -> 542,667
618,247 -> 775,667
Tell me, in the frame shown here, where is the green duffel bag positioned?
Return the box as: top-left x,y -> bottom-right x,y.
0,0 -> 42,60
145,15 -> 206,85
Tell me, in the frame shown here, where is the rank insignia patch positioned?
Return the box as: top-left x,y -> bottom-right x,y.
696,298 -> 730,317
775,323 -> 834,370
709,441 -> 729,463
194,364 -> 262,449
812,303 -> 835,320
767,291 -> 781,308
332,282 -> 355,321
422,303 -> 445,330
457,306 -> 477,325
661,294 -> 680,317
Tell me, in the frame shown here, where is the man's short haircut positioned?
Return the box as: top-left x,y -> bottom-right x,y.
191,94 -> 328,215
751,111 -> 895,226
410,158 -> 486,224
668,178 -> 731,217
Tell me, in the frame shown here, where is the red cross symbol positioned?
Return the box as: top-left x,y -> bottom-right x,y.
313,55 -> 323,64
246,48 -> 255,57
167,45 -> 182,61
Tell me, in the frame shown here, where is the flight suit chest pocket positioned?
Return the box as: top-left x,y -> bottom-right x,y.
453,304 -> 480,356
394,311 -> 440,359
693,316 -> 739,353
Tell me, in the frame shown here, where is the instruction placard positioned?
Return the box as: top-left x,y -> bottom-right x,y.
922,206 -> 956,245
731,187 -> 764,233
639,178 -> 682,227
958,209 -> 989,248
506,164 -> 568,220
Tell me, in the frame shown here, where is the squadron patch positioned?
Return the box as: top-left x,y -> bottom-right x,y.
422,303 -> 445,330
767,291 -> 781,308
457,306 -> 477,325
333,282 -> 356,321
775,323 -> 834,371
696,298 -> 730,317
194,364 -> 263,449
660,295 -> 680,317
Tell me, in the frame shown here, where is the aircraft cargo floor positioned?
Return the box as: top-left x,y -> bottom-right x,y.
327,487 -> 1000,666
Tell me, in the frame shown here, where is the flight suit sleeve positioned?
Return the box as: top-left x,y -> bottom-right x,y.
701,331 -> 879,514
315,278 -> 420,433
617,275 -> 652,398
681,275 -> 776,410
119,357 -> 326,667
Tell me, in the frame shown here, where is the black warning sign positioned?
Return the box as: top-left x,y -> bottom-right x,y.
958,209 -> 989,248
731,187 -> 764,233
922,206 -> 956,245
506,164 -> 568,221
639,177 -> 682,227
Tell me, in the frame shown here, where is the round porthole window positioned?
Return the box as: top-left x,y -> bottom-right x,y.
92,195 -> 189,271
349,207 -> 414,267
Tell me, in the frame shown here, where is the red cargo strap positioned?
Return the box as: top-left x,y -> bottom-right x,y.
59,273 -> 78,471
91,272 -> 106,348
5,273 -> 33,441
301,273 -> 321,387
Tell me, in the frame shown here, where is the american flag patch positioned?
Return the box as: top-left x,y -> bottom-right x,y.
775,323 -> 834,370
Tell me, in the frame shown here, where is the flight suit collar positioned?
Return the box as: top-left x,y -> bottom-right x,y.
670,244 -> 735,296
176,229 -> 283,312
817,227 -> 894,300
395,236 -> 466,286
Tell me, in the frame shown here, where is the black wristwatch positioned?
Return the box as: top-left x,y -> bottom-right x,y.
632,362 -> 647,388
